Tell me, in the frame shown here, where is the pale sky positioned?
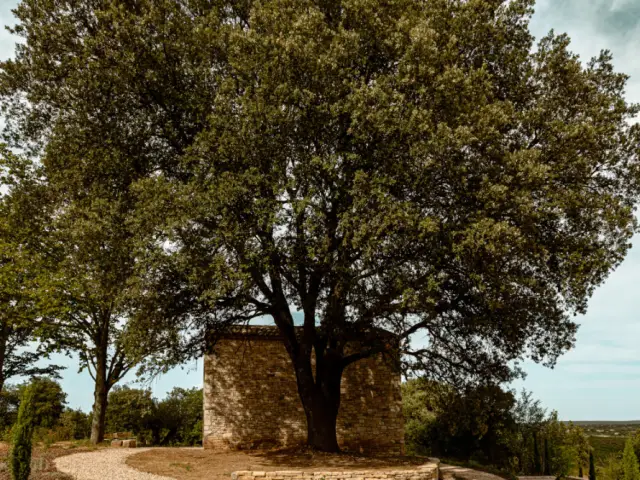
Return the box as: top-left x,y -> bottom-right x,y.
1,0 -> 640,419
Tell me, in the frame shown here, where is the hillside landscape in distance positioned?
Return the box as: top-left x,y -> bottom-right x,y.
571,421 -> 640,463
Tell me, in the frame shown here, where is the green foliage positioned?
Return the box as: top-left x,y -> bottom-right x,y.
0,43 -> 172,445
631,431 -> 640,468
0,383 -> 21,431
432,384 -> 517,465
541,416 -> 590,477
512,391 -> 548,472
30,408 -> 92,444
0,151 -> 64,394
57,409 -> 91,441
602,455 -> 623,480
1,377 -> 68,449
401,379 -> 439,455
2,382 -> 200,447
591,452 -> 598,480
105,386 -> 156,443
1,378 -> 66,434
403,380 -> 518,470
19,378 -> 66,429
105,386 -> 203,446
9,382 -> 36,480
591,436 -> 627,465
2,0 -> 640,451
3,0 -> 640,386
155,387 -> 204,446
402,380 -> 591,476
533,432 -> 542,474
622,439 -> 639,480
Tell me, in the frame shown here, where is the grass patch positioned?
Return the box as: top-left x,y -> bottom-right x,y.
589,436 -> 627,464
170,462 -> 193,471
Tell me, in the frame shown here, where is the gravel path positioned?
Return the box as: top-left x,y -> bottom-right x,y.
54,448 -> 176,480
440,464 -> 506,480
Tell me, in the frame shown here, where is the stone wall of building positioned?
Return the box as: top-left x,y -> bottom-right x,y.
203,327 -> 405,455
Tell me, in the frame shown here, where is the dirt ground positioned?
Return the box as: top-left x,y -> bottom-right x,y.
0,441 -> 99,480
127,447 -> 431,480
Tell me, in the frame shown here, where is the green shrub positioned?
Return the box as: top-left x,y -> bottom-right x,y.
622,439 -> 639,480
590,452 -> 597,480
58,409 -> 91,440
9,383 -> 37,480
602,454 -> 623,480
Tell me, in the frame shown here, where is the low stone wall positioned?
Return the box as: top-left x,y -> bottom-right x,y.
231,460 -> 439,480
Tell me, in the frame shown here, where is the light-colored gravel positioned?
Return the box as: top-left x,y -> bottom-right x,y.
54,448 -> 176,480
441,464 -> 505,480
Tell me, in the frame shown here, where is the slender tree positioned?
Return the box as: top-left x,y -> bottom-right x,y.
2,0 -> 640,451
534,431 -> 542,474
0,147 -> 171,444
544,437 -> 551,475
623,438 -> 640,480
9,382 -> 36,480
580,466 -> 584,478
589,452 -> 597,480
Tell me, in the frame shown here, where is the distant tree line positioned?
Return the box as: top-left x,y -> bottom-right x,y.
597,434 -> 640,480
0,377 -> 203,447
403,380 -> 640,480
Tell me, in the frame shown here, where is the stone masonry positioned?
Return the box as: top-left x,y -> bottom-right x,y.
203,326 -> 405,454
231,460 -> 440,480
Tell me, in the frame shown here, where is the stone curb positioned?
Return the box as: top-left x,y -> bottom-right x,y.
231,459 -> 440,480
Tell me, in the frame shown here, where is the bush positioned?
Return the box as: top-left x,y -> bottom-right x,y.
23,378 -> 67,428
1,378 -> 67,436
57,409 -> 91,440
602,454 -> 623,480
401,379 -> 438,455
402,380 -> 591,476
104,386 -> 203,446
9,383 -> 37,480
622,439 -> 639,480
155,387 -> 203,446
105,386 -> 157,443
0,385 -> 21,431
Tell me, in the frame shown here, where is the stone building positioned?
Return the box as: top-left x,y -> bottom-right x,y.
203,326 -> 405,454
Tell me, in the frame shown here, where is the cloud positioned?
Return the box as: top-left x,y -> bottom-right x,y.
530,0 -> 640,108
0,2 -> 18,61
515,0 -> 640,416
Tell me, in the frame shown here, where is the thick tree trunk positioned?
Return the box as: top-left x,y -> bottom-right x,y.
304,390 -> 341,451
90,350 -> 109,444
294,350 -> 343,452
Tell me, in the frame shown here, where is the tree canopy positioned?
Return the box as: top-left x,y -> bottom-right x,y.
402,380 -> 591,476
0,149 -> 63,394
0,142 -> 169,444
1,0 -> 639,451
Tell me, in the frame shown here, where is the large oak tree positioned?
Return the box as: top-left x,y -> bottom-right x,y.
1,0 -> 639,451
